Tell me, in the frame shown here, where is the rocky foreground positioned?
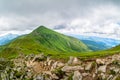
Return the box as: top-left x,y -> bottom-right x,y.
0,53 -> 120,80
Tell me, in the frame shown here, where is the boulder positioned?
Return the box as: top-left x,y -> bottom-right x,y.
82,73 -> 89,77
67,56 -> 74,65
98,65 -> 107,73
96,59 -> 105,65
85,62 -> 93,71
72,71 -> 82,80
33,74 -> 44,80
72,57 -> 80,65
61,66 -> 84,72
107,75 -> 113,80
67,57 -> 80,65
33,53 -> 47,62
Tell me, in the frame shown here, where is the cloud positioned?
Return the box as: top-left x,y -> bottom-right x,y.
0,0 -> 120,40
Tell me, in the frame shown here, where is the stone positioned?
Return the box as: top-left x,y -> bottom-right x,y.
110,67 -> 120,74
100,73 -> 106,80
52,74 -> 59,79
98,65 -> 107,73
61,66 -> 84,72
33,53 -> 46,62
57,62 -> 64,67
82,73 -> 89,77
33,74 -> 44,80
67,57 -> 80,65
72,57 -> 80,65
112,74 -> 119,80
96,59 -> 105,65
92,73 -> 96,78
72,71 -> 82,80
85,62 -> 93,71
67,56 -> 74,65
47,60 -> 53,66
51,62 -> 58,70
107,75 -> 113,80
43,71 -> 58,79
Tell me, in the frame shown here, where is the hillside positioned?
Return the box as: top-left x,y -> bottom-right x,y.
68,34 -> 120,51
109,45 -> 120,52
81,40 -> 110,51
0,26 -> 91,58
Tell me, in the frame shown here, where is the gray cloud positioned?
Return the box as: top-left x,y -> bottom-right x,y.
0,0 -> 120,39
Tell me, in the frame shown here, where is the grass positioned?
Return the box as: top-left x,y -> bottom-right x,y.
0,45 -> 120,61
0,26 -> 120,60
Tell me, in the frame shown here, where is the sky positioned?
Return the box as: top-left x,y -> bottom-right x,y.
0,0 -> 120,40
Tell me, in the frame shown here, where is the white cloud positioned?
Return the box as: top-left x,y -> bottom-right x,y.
0,0 -> 120,40
55,5 -> 120,40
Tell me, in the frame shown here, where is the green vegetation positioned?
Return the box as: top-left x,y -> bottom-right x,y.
0,26 -> 120,60
0,26 -> 91,59
82,40 -> 109,51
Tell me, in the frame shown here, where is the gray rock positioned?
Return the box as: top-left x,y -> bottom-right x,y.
107,75 -> 113,80
67,57 -> 80,65
98,65 -> 107,73
85,62 -> 93,71
96,59 -> 105,65
72,57 -> 80,65
82,73 -> 89,77
61,66 -> 84,72
0,71 -> 9,80
33,53 -> 46,62
100,73 -> 106,80
33,75 -> 44,80
72,71 -> 82,80
67,56 -> 74,65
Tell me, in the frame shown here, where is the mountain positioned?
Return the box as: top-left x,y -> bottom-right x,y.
109,45 -> 120,52
68,34 -> 120,51
0,26 -> 91,58
0,34 -> 19,45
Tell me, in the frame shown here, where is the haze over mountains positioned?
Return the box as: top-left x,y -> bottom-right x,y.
0,34 -> 18,45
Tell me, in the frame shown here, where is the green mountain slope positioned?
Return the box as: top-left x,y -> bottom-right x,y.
0,26 -> 91,58
109,45 -> 120,51
81,40 -> 109,51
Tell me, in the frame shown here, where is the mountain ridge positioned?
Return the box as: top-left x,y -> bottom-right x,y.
0,26 -> 91,58
68,34 -> 120,51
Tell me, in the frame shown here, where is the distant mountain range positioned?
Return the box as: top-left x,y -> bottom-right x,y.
67,34 -> 120,51
0,34 -> 19,45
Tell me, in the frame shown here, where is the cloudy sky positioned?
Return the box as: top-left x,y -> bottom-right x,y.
0,0 -> 120,40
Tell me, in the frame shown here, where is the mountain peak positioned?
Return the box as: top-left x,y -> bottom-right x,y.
35,25 -> 48,30
32,26 -> 50,33
31,26 -> 57,35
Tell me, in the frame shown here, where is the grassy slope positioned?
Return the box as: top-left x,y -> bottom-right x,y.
81,40 -> 109,51
0,26 -> 91,59
51,44 -> 120,60
1,26 -> 120,60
